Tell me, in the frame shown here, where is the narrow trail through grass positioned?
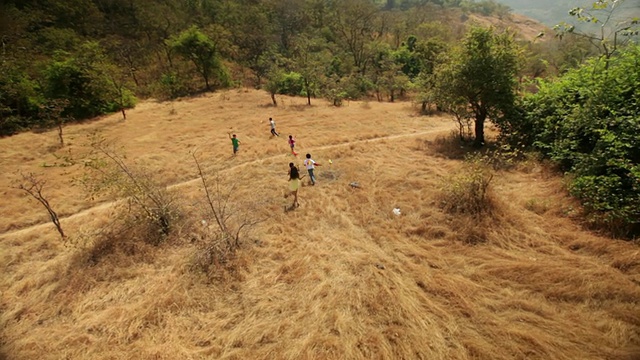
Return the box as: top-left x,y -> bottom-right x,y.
0,125 -> 452,240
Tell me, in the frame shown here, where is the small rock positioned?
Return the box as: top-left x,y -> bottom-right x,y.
196,340 -> 211,347
375,263 -> 385,270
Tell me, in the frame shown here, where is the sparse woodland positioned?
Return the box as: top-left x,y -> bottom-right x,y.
1,0 -> 639,359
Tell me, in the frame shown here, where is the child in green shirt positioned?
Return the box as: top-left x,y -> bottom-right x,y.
228,133 -> 240,155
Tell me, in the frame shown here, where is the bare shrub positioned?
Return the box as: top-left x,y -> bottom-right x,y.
15,172 -> 65,239
81,134 -> 181,245
39,98 -> 71,148
440,154 -> 495,217
190,153 -> 267,276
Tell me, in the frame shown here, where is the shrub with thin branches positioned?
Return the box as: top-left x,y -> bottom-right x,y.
190,153 -> 267,276
80,134 -> 181,245
15,172 -> 65,240
440,154 -> 495,216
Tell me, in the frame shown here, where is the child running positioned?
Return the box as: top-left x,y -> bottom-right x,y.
288,162 -> 302,208
303,153 -> 321,186
269,117 -> 279,137
228,133 -> 240,155
288,135 -> 297,156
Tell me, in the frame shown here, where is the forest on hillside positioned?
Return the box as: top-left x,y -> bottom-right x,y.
0,0 -> 593,134
0,0 -> 638,234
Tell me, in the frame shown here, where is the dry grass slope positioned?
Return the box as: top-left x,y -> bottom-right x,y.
1,89 -> 639,359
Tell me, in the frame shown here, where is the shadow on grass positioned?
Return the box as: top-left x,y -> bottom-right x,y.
417,131 -> 478,160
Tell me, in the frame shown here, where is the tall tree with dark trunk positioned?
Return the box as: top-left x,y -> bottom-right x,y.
433,27 -> 521,146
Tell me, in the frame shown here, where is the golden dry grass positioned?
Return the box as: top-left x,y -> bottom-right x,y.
1,89 -> 639,360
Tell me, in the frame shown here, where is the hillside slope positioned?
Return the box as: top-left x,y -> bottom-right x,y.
1,90 -> 639,359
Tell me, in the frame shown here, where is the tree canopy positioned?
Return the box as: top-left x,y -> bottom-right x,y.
433,27 -> 522,146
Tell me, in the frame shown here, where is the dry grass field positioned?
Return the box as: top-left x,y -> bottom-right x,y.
1,89 -> 639,360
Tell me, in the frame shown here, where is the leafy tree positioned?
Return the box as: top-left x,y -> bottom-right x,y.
368,43 -> 411,102
409,29 -> 449,112
291,35 -> 331,105
433,27 -> 521,146
265,0 -> 309,52
169,26 -> 230,91
44,42 -> 135,120
278,72 -> 306,96
393,36 -> 421,79
227,8 -> 276,87
519,44 -> 640,235
0,61 -> 41,135
329,0 -> 382,74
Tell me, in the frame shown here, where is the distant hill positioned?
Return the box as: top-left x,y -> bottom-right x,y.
498,0 -> 640,27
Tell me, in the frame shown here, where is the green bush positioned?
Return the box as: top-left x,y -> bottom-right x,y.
0,62 -> 43,135
519,45 -> 640,235
158,72 -> 191,99
43,42 -> 137,120
278,72 -> 305,96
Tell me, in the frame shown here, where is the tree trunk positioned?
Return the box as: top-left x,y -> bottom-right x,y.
130,69 -> 139,87
204,73 -> 210,91
305,79 -> 311,105
270,93 -> 277,106
57,122 -> 64,147
474,108 -> 486,147
421,101 -> 427,113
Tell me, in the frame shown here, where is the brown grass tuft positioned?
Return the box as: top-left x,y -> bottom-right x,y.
439,155 -> 495,217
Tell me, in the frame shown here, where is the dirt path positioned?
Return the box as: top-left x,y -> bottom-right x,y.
0,125 -> 452,240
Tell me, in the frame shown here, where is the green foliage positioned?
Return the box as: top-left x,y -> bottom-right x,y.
277,72 -> 306,96
434,26 -> 522,146
169,26 -> 230,91
0,61 -> 42,135
520,45 -> 640,235
322,74 -> 364,106
158,71 -> 191,99
43,42 -> 136,120
0,0 -> 540,137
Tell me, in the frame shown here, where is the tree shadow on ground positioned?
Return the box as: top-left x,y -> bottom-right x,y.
417,131 -> 480,160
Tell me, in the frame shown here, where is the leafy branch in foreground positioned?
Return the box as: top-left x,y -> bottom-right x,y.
554,0 -> 639,61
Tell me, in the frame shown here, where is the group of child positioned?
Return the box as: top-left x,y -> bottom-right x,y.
228,117 -> 322,210
228,118 -> 297,156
